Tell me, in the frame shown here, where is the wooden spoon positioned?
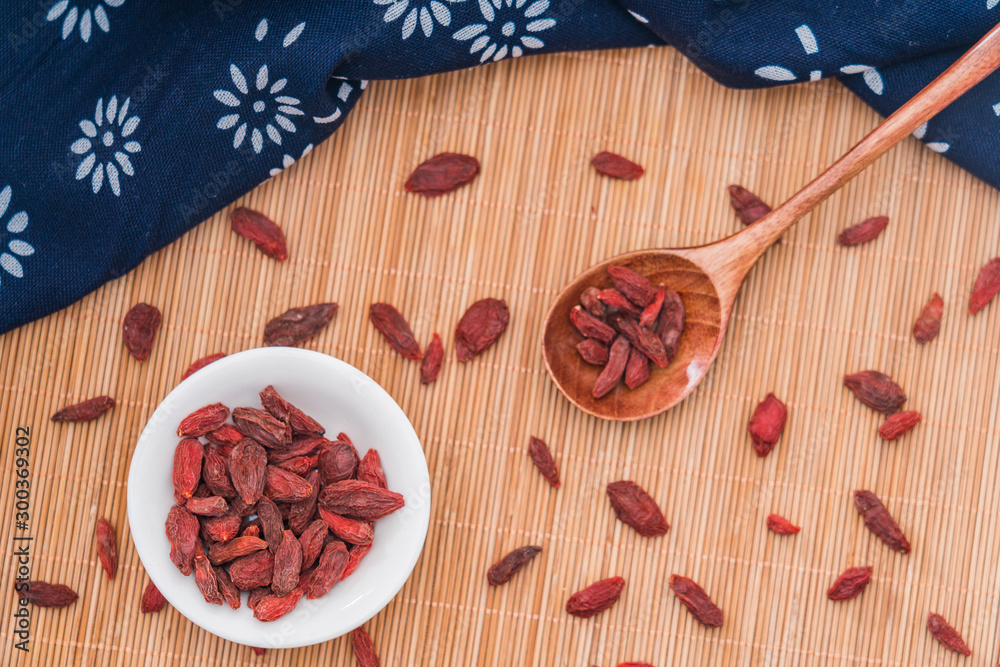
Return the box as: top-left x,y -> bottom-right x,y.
543,22 -> 1000,421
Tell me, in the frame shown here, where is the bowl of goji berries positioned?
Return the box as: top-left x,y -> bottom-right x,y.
127,347 -> 431,649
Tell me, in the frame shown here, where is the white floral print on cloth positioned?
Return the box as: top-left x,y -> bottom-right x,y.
313,78 -> 368,125
213,19 -> 306,154
0,186 -> 34,288
912,122 -> 950,153
46,0 -> 126,42
71,95 -> 141,196
453,0 -> 557,63
755,24 -> 823,82
269,144 -> 314,178
376,0 -> 466,39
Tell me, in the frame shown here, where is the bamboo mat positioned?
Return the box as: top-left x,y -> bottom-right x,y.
3,43 -> 1000,667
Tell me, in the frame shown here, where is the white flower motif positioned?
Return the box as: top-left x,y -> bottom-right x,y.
376,0 -> 466,39
313,78 -> 368,124
0,186 -> 34,288
269,143 -> 314,178
990,0 -> 998,9
840,64 -> 884,95
453,0 -> 556,63
628,10 -> 649,24
46,0 -> 125,43
214,19 -> 306,154
912,122 -> 950,153
754,24 -> 823,82
72,95 -> 141,196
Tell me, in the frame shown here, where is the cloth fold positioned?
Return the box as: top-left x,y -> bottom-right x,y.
0,1 -> 997,334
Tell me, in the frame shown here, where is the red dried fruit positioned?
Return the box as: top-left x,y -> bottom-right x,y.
969,257 -> 1000,314
747,393 -> 788,457
193,546 -> 224,605
206,424 -> 243,448
251,647 -> 266,656
253,588 -> 304,622
352,626 -> 381,667
16,581 -> 78,608
591,151 -> 644,181
229,438 -> 267,505
639,285 -> 666,328
927,612 -> 972,656
302,541 -> 349,599
260,385 -> 324,436
404,152 -> 480,196
202,449 -> 237,499
487,545 -> 542,585
727,184 -> 771,225
270,435 -> 326,463
230,207 -> 288,261
656,290 -> 685,360
207,536 -> 268,565
318,439 -> 360,486
854,490 -> 910,554
122,302 -> 162,361
420,333 -> 444,385
264,303 -> 338,347
94,517 -> 117,580
340,543 -> 372,581
319,507 -> 374,545
357,449 -> 387,489
229,550 -> 275,590
181,352 -> 226,380
264,466 -> 313,503
624,347 -> 651,389
318,480 -> 405,521
275,455 -> 316,477
271,530 -> 303,597
580,286 -> 607,318
570,306 -> 616,345
878,410 -> 922,440
913,292 -> 943,343
370,303 -> 424,361
177,403 -> 230,437
669,574 -> 724,627
593,336 -> 631,398
577,339 -> 609,365
185,496 -> 229,517
597,288 -> 642,318
50,395 -> 116,422
247,586 -> 271,609
140,580 -> 167,613
826,565 -> 873,601
844,370 -> 906,414
566,576 -> 626,618
837,215 -> 890,246
766,514 -> 800,535
455,298 -> 510,361
615,317 -> 669,367
606,480 -> 669,537
232,407 -> 292,449
256,496 -> 285,553
298,520 -> 328,570
202,510 -> 241,543
288,470 -> 321,535
172,439 -> 204,502
528,436 -> 560,488
607,265 -> 655,308
216,567 -> 242,610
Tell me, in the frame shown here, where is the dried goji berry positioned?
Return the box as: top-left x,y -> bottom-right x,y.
253,588 -> 304,622
122,302 -> 161,361
969,257 -> 1000,314
844,370 -> 906,414
593,336 -> 631,398
352,626 -> 381,667
854,490 -> 910,554
318,480 -> 405,521
570,306 -> 616,345
232,407 -> 292,449
172,438 -> 204,502
487,545 -> 542,585
140,580 -> 167,613
669,574 -> 724,627
420,333 -> 444,385
606,480 -> 669,537
528,436 -> 560,488
404,152 -> 480,196
16,581 -> 78,608
878,411 -> 922,440
271,530 -> 303,597
766,514 -> 800,535
837,215 -> 889,246
51,395 -> 115,422
181,352 -> 226,380
607,265 -> 655,308
566,576 -> 625,618
455,298 -> 509,362
177,403 -> 230,437
927,612 -> 972,656
577,339 -> 609,365
230,207 -> 288,261
826,565 -> 872,601
370,303 -> 424,361
747,393 -> 787,457
259,385 -> 325,436
727,184 -> 771,225
591,151 -> 644,180
263,303 -> 338,347
912,293 -> 943,343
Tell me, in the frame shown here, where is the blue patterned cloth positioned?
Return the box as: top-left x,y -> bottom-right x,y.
1,1 -> 998,334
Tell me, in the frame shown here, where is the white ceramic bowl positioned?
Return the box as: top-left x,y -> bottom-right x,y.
127,347 -> 431,649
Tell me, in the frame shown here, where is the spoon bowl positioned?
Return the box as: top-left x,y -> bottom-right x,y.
541,22 -> 1000,420
542,249 -> 724,420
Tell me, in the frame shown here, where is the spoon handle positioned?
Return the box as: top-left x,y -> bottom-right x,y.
729,20 -> 1000,270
